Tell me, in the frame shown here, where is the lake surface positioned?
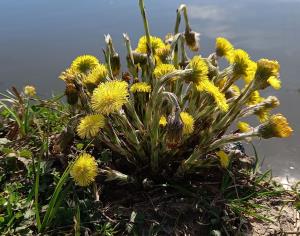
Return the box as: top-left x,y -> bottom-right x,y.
0,0 -> 299,179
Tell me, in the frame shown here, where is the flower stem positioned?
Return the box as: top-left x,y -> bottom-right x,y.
139,0 -> 152,56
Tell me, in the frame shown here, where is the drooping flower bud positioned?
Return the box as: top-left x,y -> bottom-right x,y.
184,29 -> 200,51
166,111 -> 183,148
65,83 -> 79,105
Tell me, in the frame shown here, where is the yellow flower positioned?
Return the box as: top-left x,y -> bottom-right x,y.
237,121 -> 251,133
215,37 -> 234,59
216,151 -> 230,168
254,58 -> 280,90
77,114 -> 105,139
24,85 -> 36,97
258,114 -> 293,138
180,112 -> 195,135
247,91 -> 263,106
244,61 -> 257,84
83,64 -> 108,86
71,55 -> 100,74
159,115 -> 167,127
256,58 -> 280,78
267,76 -> 281,90
227,84 -> 241,98
130,82 -> 151,93
91,80 -> 129,115
255,109 -> 270,123
59,68 -> 78,82
153,64 -> 176,79
196,80 -> 229,112
155,44 -> 171,64
70,153 -> 98,187
135,35 -> 165,54
229,49 -> 255,79
216,77 -> 226,90
186,56 -> 209,83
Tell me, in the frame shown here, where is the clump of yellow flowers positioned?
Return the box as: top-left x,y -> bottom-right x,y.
59,1 -> 292,185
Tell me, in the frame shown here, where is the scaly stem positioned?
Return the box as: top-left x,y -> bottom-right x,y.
104,34 -> 114,79
139,0 -> 152,56
173,4 -> 189,68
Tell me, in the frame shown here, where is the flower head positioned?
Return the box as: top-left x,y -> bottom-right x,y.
135,35 -> 165,54
184,29 -> 200,51
180,112 -> 195,135
229,49 -> 253,78
83,64 -> 108,88
77,114 -> 105,139
216,151 -> 230,168
130,82 -> 151,93
159,115 -> 167,127
267,76 -> 281,90
258,114 -> 293,139
24,85 -> 36,97
247,91 -> 264,106
264,96 -> 280,109
155,44 -> 171,64
255,109 -> 270,123
196,79 -> 229,112
226,84 -> 240,98
70,153 -> 98,187
186,56 -> 209,83
243,61 -> 257,84
153,64 -> 176,79
71,55 -> 100,74
91,81 -> 129,115
237,121 -> 251,133
254,59 -> 280,90
59,68 -> 78,82
215,37 -> 234,59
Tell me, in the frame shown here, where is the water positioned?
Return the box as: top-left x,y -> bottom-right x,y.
0,0 -> 299,179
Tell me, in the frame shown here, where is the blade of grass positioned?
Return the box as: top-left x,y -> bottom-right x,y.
74,202 -> 81,236
39,161 -> 74,232
0,100 -> 24,135
34,151 -> 42,231
23,99 -> 31,134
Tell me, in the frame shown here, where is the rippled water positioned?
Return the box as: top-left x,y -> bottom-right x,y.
0,0 -> 299,178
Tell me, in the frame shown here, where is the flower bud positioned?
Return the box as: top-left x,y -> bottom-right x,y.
263,96 -> 280,109
166,111 -> 183,148
184,29 -> 200,51
65,83 -> 79,105
111,53 -> 121,76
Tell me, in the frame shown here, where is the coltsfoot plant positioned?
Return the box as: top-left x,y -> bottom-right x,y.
57,1 -> 293,186
0,0 -> 295,234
